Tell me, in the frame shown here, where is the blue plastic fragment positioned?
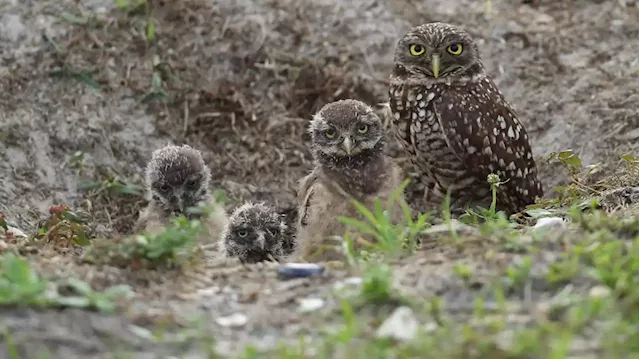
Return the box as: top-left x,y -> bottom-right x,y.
278,263 -> 325,279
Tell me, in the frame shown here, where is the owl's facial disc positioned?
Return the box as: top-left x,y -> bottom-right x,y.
395,23 -> 479,80
152,172 -> 205,216
310,99 -> 384,163
316,124 -> 379,158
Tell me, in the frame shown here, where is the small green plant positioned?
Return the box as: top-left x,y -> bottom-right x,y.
441,187 -> 460,242
569,206 -> 639,238
453,263 -> 473,286
79,174 -> 142,196
535,150 -> 614,209
547,150 -> 583,177
580,237 -> 638,301
4,328 -> 20,359
142,56 -> 172,103
49,67 -> 101,89
460,173 -> 510,223
0,213 -> 8,232
339,179 -> 429,258
67,150 -> 85,169
146,15 -> 156,43
0,254 -> 129,313
503,256 -> 533,291
119,215 -> 203,266
484,0 -> 492,14
547,253 -> 581,285
360,262 -> 395,304
34,205 -> 92,246
85,205 -> 209,268
59,10 -> 105,28
113,0 -> 148,15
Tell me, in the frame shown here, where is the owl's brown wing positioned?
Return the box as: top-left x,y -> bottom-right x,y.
297,170 -> 319,227
432,78 -> 542,210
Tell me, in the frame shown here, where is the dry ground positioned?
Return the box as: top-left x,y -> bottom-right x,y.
0,0 -> 638,358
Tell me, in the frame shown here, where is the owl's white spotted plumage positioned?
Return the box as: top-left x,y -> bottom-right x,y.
295,99 -> 406,262
389,22 -> 543,215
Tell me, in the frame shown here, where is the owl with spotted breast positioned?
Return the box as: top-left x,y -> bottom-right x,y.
295,99 -> 406,262
389,22 -> 543,215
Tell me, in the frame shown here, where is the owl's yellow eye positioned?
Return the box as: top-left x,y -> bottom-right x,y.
237,229 -> 248,238
325,128 -> 336,139
409,44 -> 425,56
357,124 -> 368,134
446,43 -> 463,55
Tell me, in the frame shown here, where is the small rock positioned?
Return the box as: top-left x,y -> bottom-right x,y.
333,277 -> 363,298
620,127 -> 639,141
423,321 -> 438,333
5,225 -> 27,238
422,219 -> 479,236
589,285 -> 611,299
215,313 -> 248,328
333,277 -> 363,291
197,286 -> 220,296
297,297 -> 324,313
533,217 -> 566,230
375,306 -> 419,342
557,49 -> 592,69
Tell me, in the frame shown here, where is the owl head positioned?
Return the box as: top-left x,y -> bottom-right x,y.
309,99 -> 385,164
144,144 -> 211,217
393,22 -> 482,80
222,202 -> 288,263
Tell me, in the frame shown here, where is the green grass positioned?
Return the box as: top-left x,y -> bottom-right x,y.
0,254 -> 130,313
83,212 -> 204,268
339,179 -> 430,261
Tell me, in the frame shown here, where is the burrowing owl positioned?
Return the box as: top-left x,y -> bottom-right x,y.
134,144 -> 228,243
295,99 -> 406,262
389,22 -> 543,215
221,202 -> 292,263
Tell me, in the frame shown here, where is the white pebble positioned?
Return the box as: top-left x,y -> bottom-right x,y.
5,225 -> 27,238
333,277 -> 363,291
298,297 -> 325,313
533,217 -> 566,229
589,286 -> 611,299
375,306 -> 419,341
215,313 -> 248,328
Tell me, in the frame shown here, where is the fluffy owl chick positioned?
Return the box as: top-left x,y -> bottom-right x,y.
295,99 -> 406,262
389,22 -> 543,215
134,144 -> 228,244
222,202 -> 291,263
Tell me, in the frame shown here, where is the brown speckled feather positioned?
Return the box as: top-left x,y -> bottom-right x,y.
389,22 -> 543,215
431,77 -> 542,211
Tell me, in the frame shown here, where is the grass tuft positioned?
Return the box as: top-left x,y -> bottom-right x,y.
0,254 -> 130,313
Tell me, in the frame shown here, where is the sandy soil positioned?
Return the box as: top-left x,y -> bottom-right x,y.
0,0 -> 637,358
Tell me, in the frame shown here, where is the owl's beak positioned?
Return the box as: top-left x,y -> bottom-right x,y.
431,53 -> 440,78
256,231 -> 265,250
342,136 -> 353,155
